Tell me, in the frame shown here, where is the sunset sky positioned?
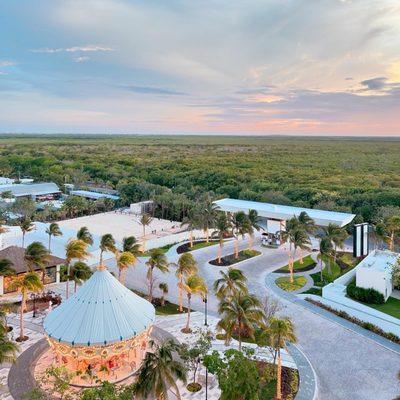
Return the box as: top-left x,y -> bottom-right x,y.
1,0 -> 400,136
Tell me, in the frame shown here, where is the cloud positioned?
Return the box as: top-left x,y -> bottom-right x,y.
74,56 -> 90,63
124,85 -> 188,96
0,61 -> 15,67
360,77 -> 388,90
31,45 -> 114,53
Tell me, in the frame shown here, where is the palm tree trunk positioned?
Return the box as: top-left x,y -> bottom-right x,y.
238,319 -> 242,352
300,248 -> 304,264
205,228 -> 209,243
48,235 -> 51,253
148,267 -> 153,302
234,238 -> 239,259
100,250 -> 103,267
218,240 -> 222,264
19,292 -> 26,340
390,232 -> 394,251
66,263 -> 70,299
74,281 -> 77,293
185,295 -> 191,331
248,233 -> 253,250
22,233 -> 25,248
161,296 -> 165,306
178,275 -> 183,312
190,230 -> 193,248
276,350 -> 282,400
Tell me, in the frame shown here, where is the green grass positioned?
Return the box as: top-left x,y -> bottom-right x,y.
210,249 -> 261,266
276,276 -> 307,292
189,241 -> 219,251
302,287 -> 322,296
276,255 -> 316,272
155,302 -> 189,316
362,297 -> 400,319
141,243 -> 176,257
311,255 -> 344,287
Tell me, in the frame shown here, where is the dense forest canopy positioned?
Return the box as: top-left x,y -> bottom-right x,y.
0,135 -> 399,222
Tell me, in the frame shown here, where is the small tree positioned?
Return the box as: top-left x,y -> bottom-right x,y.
392,258 -> 400,289
45,223 -> 62,253
204,348 -> 260,400
139,213 -> 153,251
179,331 -> 212,388
158,282 -> 168,306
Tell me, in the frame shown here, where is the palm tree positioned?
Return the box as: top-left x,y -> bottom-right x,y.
380,216 -> 400,251
213,267 -> 248,299
146,248 -> 169,303
19,218 -> 34,248
122,236 -> 142,256
212,213 -> 231,264
65,239 -> 90,299
10,272 -> 43,341
179,274 -> 207,333
159,282 -> 168,306
319,236 -> 334,279
292,228 -> 311,265
267,317 -> 297,400
99,234 -> 116,266
0,259 -> 16,278
231,211 -> 249,259
45,222 -> 62,253
76,226 -> 93,246
320,223 -> 348,263
116,251 -> 136,284
139,214 -> 153,251
247,209 -> 261,250
298,211 -> 316,235
135,339 -> 187,400
0,327 -> 19,364
217,292 -> 264,351
174,253 -> 198,312
181,209 -> 200,248
70,261 -> 92,292
200,203 -> 218,243
24,242 -> 50,285
281,217 -> 302,282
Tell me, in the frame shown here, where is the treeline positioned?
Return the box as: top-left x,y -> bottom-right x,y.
0,136 -> 399,223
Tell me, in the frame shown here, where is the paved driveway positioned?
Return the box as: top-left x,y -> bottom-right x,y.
106,237 -> 400,400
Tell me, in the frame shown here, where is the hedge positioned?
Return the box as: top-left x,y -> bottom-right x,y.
346,282 -> 384,304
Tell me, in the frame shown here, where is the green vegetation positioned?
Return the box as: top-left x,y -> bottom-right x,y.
276,255 -> 316,273
311,255 -> 344,287
155,302 -> 189,316
189,241 -> 219,251
141,243 -> 175,257
367,297 -> 400,319
302,287 -> 323,296
346,280 -> 385,304
209,249 -> 261,266
0,135 -> 399,223
276,276 -> 307,292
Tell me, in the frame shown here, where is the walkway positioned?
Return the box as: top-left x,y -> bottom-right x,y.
109,236 -> 400,400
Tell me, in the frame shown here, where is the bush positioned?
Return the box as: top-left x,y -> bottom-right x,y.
187,382 -> 202,392
241,249 -> 260,257
346,282 -> 384,304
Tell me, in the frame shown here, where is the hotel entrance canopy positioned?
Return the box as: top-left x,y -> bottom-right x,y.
213,198 -> 355,227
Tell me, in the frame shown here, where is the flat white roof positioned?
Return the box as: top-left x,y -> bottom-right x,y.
213,198 -> 356,227
357,250 -> 398,273
0,182 -> 60,197
70,190 -> 119,200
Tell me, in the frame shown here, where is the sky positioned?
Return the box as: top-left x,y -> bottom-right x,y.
1,0 -> 400,136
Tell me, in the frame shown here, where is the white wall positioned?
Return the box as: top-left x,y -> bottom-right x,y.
356,268 -> 392,301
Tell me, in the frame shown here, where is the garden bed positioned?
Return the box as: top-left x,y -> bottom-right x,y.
276,276 -> 307,292
274,255 -> 316,273
209,249 -> 261,266
177,240 -> 219,254
140,243 -> 177,257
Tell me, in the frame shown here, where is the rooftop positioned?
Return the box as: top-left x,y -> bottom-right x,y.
70,190 -> 119,201
0,182 -> 60,197
357,250 -> 399,273
213,198 -> 356,227
0,245 -> 65,274
43,268 -> 155,346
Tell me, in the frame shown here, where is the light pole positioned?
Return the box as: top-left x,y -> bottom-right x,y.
205,367 -> 208,400
31,293 -> 37,318
203,293 -> 208,326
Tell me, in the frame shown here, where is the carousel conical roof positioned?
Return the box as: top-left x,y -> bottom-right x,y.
44,268 -> 155,347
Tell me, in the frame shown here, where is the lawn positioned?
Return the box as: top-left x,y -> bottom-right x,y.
209,249 -> 261,266
177,240 -> 220,254
276,276 -> 307,292
141,243 -> 176,257
302,287 -> 322,296
275,255 -> 316,273
155,302 -> 190,316
310,255 -> 345,287
362,297 -> 400,319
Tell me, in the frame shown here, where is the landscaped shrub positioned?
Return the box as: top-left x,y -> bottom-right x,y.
305,298 -> 400,344
346,282 -> 384,304
241,249 -> 260,257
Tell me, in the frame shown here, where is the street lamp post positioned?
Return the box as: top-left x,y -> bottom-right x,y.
205,367 -> 208,400
203,293 -> 208,326
32,294 -> 37,318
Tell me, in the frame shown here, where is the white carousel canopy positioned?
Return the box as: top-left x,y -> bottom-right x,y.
44,268 -> 155,347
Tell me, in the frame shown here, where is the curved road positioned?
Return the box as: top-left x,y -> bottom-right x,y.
106,237 -> 400,400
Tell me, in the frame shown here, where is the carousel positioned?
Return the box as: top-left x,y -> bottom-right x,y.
43,265 -> 155,386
